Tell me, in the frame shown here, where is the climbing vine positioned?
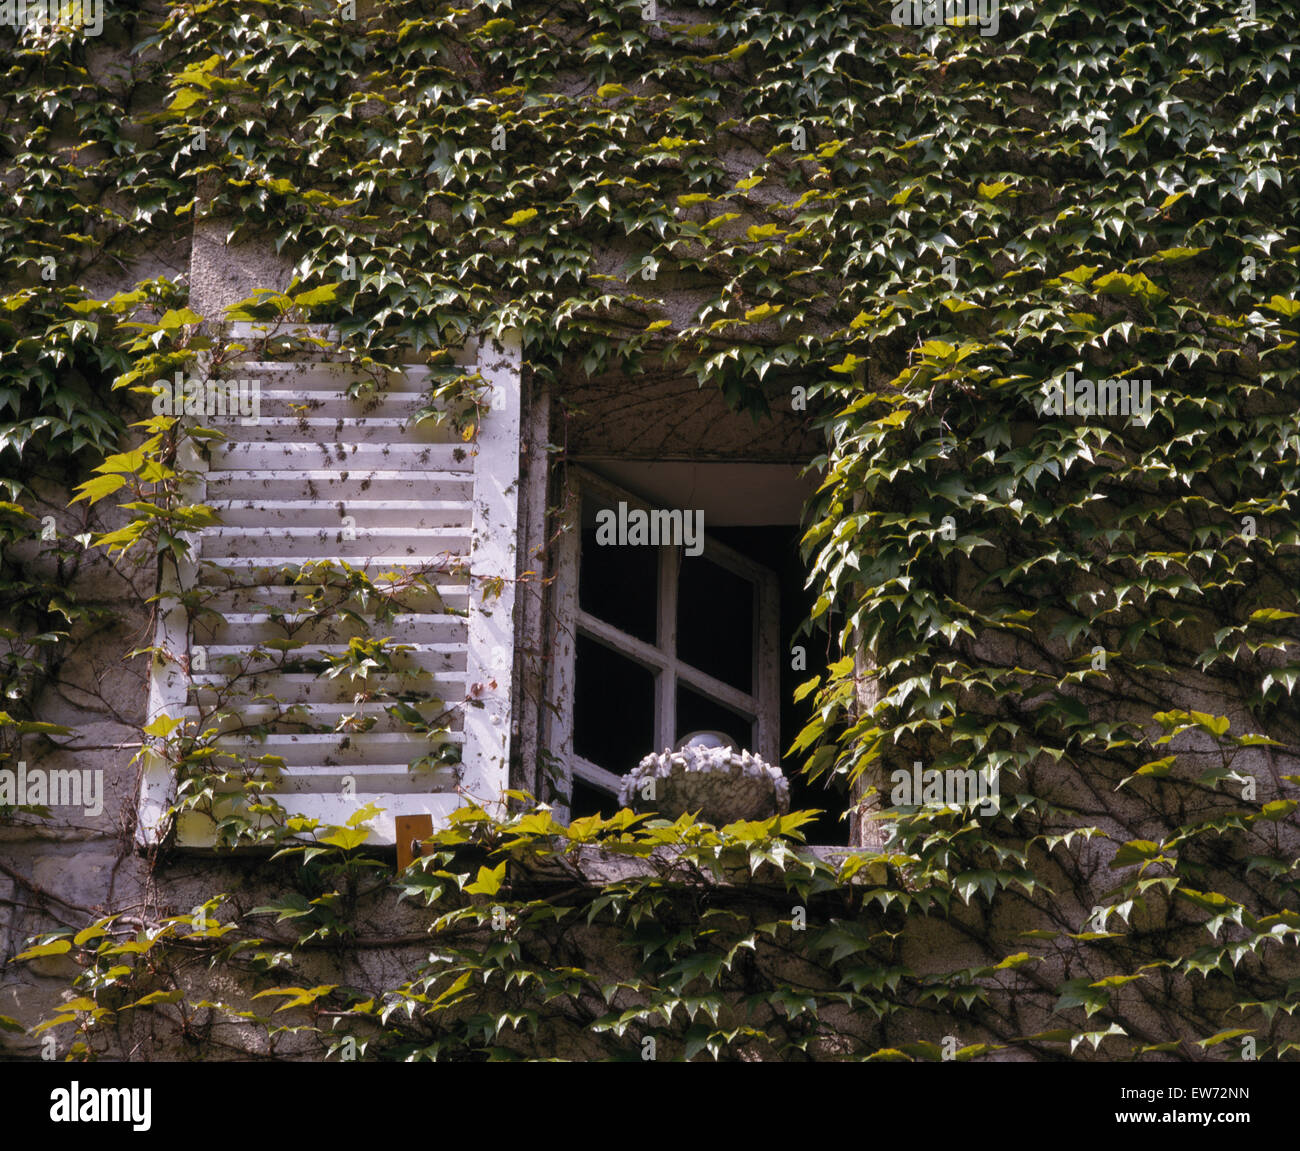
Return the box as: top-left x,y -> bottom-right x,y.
2,0 -> 1298,1060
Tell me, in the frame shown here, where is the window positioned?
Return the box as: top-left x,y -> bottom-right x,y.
548,468 -> 779,816
136,329 -> 522,848
545,463 -> 852,841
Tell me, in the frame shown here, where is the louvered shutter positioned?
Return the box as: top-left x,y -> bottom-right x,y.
136,332 -> 521,848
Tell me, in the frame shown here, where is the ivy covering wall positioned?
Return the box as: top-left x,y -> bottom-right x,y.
1,0 -> 1298,1060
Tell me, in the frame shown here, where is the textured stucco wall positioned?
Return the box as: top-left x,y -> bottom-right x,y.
2,107 -> 1295,1064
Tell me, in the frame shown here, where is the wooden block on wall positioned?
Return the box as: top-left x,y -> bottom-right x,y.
396,813 -> 434,871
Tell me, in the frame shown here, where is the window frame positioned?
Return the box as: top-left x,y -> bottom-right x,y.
546,466 -> 780,818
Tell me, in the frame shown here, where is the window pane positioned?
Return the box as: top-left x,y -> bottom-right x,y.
675,683 -> 752,752
571,776 -> 621,821
676,556 -> 753,691
579,523 -> 658,644
573,633 -> 656,770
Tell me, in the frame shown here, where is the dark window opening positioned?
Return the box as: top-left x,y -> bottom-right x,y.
677,556 -> 753,691
709,526 -> 849,845
579,526 -> 657,644
571,776 -> 621,821
572,634 -> 655,773
675,682 -> 753,750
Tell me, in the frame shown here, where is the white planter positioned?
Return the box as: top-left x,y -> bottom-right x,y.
618,745 -> 790,824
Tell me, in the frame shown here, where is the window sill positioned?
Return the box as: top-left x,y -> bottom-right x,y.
505,840 -> 888,888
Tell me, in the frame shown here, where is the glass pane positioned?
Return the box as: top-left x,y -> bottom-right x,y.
573,633 -> 656,772
579,499 -> 658,643
675,682 -> 753,752
571,776 -> 621,821
677,555 -> 753,691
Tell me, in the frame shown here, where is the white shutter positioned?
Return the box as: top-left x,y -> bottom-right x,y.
136,331 -> 521,847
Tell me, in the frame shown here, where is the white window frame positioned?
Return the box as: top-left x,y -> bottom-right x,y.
547,466 -> 780,816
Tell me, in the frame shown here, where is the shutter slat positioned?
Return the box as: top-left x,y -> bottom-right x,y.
194,644 -> 466,673
233,362 -> 442,392
207,501 -> 470,529
198,526 -> 473,558
189,672 -> 468,702
207,442 -> 474,471
219,417 -> 455,445
195,613 -> 467,645
184,704 -> 461,735
243,390 -> 436,413
213,731 -> 464,764
205,470 -> 472,500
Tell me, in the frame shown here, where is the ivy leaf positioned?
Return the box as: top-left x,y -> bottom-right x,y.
70,474 -> 126,505
345,802 -> 383,829
1198,1029 -> 1255,1048
792,675 -> 820,703
143,714 -> 183,738
1054,978 -> 1111,1017
1146,246 -> 1208,264
465,862 -> 507,896
1263,296 -> 1300,318
1117,756 -> 1176,789
155,308 -> 203,330
92,450 -> 147,475
73,921 -> 113,946
249,894 -> 315,922
1260,668 -> 1299,696
292,283 -> 342,309
12,940 -> 72,961
1090,973 -> 1145,989
168,88 -> 204,112
1112,840 -> 1164,867
318,826 -> 370,850
1069,1023 -> 1126,1052
251,985 -> 338,1012
1093,271 -> 1166,305
127,989 -> 185,1009
1192,712 -> 1231,737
